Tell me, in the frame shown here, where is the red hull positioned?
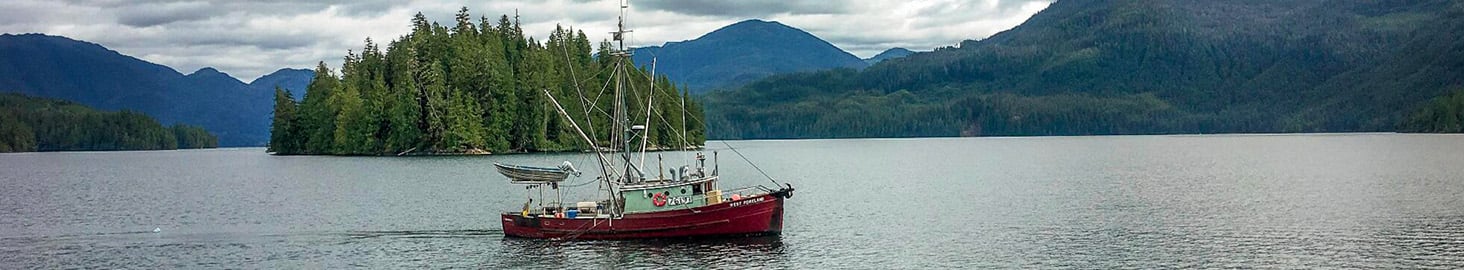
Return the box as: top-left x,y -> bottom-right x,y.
501,191 -> 789,240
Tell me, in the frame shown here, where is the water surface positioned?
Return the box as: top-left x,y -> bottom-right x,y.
2,134 -> 1462,268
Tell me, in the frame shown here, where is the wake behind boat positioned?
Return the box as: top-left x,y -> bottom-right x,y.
494,0 -> 793,240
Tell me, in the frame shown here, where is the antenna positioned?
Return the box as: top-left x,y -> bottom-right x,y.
612,0 -> 633,56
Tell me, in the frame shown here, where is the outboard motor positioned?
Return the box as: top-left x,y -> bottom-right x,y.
559,161 -> 581,176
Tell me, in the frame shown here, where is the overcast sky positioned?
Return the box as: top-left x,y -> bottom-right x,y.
0,0 -> 1051,81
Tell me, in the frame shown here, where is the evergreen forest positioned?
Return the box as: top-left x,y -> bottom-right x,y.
0,93 -> 217,152
269,8 -> 705,155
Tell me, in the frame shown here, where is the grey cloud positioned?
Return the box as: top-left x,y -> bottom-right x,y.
0,0 -> 92,25
115,2 -> 215,27
315,0 -> 399,17
71,0 -> 401,18
174,31 -> 318,50
0,10 -> 38,25
635,0 -> 853,17
910,0 -> 1052,27
4,0 -> 1053,79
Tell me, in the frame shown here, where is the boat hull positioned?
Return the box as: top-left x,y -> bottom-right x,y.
501,191 -> 788,240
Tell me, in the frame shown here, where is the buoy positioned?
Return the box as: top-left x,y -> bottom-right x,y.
652,192 -> 668,207
731,194 -> 742,201
152,228 -> 161,233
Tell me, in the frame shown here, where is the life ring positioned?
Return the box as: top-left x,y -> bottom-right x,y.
652,192 -> 668,207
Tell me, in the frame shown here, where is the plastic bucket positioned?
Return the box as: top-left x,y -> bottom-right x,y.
566,209 -> 579,219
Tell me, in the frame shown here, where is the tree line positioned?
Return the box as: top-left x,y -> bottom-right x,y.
0,93 -> 217,152
270,8 -> 705,155
1402,88 -> 1464,133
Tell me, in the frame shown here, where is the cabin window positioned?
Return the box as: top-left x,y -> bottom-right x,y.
692,184 -> 702,194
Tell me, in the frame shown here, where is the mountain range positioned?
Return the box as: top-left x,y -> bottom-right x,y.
1,19 -> 879,147
631,19 -> 874,93
703,0 -> 1464,139
0,33 -> 312,146
15,1 -> 1450,143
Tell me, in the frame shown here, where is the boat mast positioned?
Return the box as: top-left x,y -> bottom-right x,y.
610,0 -> 635,214
611,0 -> 647,176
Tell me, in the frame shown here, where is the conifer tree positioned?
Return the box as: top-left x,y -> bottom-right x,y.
268,87 -> 301,154
299,62 -> 341,154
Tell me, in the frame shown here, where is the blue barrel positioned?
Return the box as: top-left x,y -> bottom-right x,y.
566,209 -> 579,219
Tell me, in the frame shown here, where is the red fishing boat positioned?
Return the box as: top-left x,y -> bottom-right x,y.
496,0 -> 793,240
499,170 -> 794,239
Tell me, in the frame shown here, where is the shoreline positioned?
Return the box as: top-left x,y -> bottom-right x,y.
268,145 -> 707,157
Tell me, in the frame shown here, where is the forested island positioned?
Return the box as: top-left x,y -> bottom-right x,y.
0,93 -> 217,152
269,8 -> 705,155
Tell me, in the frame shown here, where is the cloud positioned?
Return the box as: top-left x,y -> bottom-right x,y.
0,0 -> 1052,80
636,0 -> 853,17
114,2 -> 215,27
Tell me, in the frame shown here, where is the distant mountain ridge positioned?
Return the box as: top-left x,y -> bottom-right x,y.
864,48 -> 914,65
631,19 -> 867,93
250,68 -> 314,100
0,33 -> 312,146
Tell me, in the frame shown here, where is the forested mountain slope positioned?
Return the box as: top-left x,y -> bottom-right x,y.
0,34 -> 303,146
704,0 -> 1464,139
0,93 -> 216,152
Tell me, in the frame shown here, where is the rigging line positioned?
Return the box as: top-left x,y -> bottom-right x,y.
586,61 -> 622,123
643,84 -> 696,148
720,141 -> 783,187
544,88 -> 617,183
630,56 -> 691,158
593,61 -> 620,112
556,40 -> 619,183
558,38 -> 600,145
574,68 -> 614,118
547,89 -> 620,198
639,58 -> 656,171
628,82 -> 696,163
642,103 -> 693,154
613,61 -> 646,178
648,86 -> 707,131
586,65 -> 614,111
561,177 -> 602,188
573,64 -> 610,87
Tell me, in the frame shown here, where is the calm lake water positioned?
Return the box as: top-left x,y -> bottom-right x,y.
2,134 -> 1463,268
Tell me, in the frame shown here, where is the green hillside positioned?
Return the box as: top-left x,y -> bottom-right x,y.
704,0 -> 1464,139
0,93 -> 216,152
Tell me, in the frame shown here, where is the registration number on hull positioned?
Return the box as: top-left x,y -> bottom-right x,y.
666,196 -> 694,206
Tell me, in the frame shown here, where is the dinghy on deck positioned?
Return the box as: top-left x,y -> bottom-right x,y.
494,162 -> 579,183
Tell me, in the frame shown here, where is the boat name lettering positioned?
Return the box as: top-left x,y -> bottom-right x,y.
730,197 -> 765,207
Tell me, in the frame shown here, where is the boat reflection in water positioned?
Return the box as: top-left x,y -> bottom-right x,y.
496,234 -> 788,267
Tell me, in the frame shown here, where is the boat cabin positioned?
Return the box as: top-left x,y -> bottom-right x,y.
620,175 -> 719,213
